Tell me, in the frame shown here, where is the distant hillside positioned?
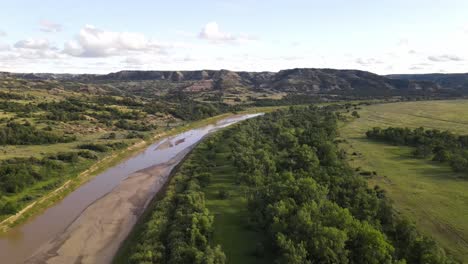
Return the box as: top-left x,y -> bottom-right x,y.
387,73 -> 468,93
83,68 -> 452,96
2,68 -> 462,97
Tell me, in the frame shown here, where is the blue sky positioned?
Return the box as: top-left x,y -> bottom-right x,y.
0,0 -> 467,74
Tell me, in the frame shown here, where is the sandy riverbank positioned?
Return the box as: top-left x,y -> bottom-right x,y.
25,147 -> 192,264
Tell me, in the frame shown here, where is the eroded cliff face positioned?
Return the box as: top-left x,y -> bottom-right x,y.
4,68 -> 461,96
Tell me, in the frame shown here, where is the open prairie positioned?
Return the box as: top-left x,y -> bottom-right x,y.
340,100 -> 468,262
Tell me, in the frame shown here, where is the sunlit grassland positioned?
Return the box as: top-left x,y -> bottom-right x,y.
339,99 -> 468,262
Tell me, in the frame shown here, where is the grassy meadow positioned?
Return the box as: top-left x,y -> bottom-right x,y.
340,99 -> 468,262
201,141 -> 269,264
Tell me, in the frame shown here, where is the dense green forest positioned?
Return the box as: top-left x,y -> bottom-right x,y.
119,106 -> 456,264
366,127 -> 468,177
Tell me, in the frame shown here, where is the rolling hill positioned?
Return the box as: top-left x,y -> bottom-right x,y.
388,73 -> 468,93
2,68 -> 464,98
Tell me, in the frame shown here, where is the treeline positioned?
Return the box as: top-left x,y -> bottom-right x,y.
251,94 -> 321,106
37,97 -> 154,128
38,98 -> 92,121
0,91 -> 32,100
169,101 -> 223,121
0,141 -> 128,216
115,119 -> 156,131
0,101 -> 38,113
0,122 -> 76,145
366,127 -> 468,177
0,151 -> 97,215
2,92 -> 244,131
36,95 -> 235,126
78,142 -> 128,152
225,106 -> 454,263
146,99 -> 242,122
158,90 -> 243,121
94,96 -> 144,107
120,149 -> 225,264
168,100 -> 242,121
38,98 -> 89,112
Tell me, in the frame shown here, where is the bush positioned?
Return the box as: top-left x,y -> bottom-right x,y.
106,141 -> 128,150
48,152 -> 79,163
195,172 -> 212,187
359,171 -> 373,176
78,143 -> 108,152
0,200 -> 18,214
0,122 -> 76,145
106,132 -> 117,139
126,131 -> 145,139
217,189 -> 230,199
77,150 -> 98,160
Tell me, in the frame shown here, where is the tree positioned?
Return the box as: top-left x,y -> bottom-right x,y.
412,145 -> 433,158
348,222 -> 394,264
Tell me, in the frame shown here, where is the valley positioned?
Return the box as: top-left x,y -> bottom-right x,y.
0,112 -> 261,263
340,100 -> 468,262
2,2 -> 467,263
116,105 -> 462,264
0,69 -> 467,263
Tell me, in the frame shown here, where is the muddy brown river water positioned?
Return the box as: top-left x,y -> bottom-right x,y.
0,113 -> 261,264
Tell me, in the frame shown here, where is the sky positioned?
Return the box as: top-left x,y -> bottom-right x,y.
0,0 -> 467,74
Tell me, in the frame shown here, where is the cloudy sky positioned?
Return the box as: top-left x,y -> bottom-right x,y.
0,0 -> 467,74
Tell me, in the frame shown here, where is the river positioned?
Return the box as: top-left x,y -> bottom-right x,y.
0,113 -> 261,264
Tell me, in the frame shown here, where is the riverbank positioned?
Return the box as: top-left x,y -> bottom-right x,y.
0,111 -> 269,263
0,106 -> 279,234
23,113 -> 263,263
25,147 -> 193,264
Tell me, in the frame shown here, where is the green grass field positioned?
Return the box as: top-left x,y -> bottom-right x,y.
340,100 -> 468,262
201,140 -> 269,264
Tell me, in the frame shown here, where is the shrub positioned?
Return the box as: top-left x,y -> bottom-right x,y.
217,189 -> 230,199
78,143 -> 108,152
0,200 -> 18,214
77,150 -> 98,160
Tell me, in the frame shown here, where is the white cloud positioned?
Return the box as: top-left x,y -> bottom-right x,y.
0,30 -> 6,37
0,42 -> 9,51
428,54 -> 464,62
2,22 -> 467,74
123,56 -> 145,65
198,22 -> 256,44
39,20 -> 62,33
63,40 -> 83,56
409,66 -> 424,70
397,38 -> 409,46
355,57 -> 383,66
175,30 -> 195,38
291,41 -> 301,47
64,25 -> 168,57
199,22 -> 233,41
14,38 -> 51,50
16,49 -> 62,60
